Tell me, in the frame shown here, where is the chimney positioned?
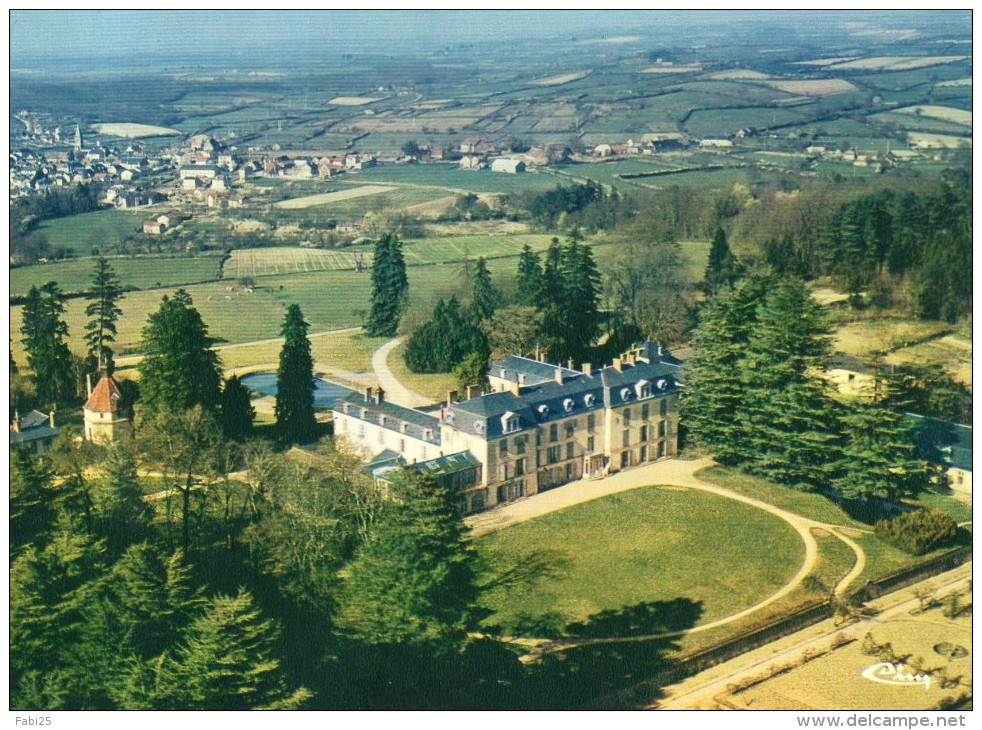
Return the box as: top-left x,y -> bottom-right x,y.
626,353 -> 637,366
509,380 -> 521,396
466,385 -> 474,400
49,410 -> 55,428
374,387 -> 384,405
364,386 -> 373,402
12,410 -> 20,433
583,363 -> 592,377
567,359 -> 574,370
555,368 -> 565,386
447,390 -> 458,407
612,358 -> 623,373
86,373 -> 93,398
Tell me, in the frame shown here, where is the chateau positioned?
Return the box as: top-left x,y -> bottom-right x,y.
333,342 -> 681,513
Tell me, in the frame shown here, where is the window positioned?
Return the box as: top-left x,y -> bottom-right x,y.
658,421 -> 666,437
499,439 -> 508,456
515,437 -> 526,454
566,442 -> 574,460
501,411 -> 520,434
635,379 -> 651,399
563,397 -> 575,413
537,404 -> 550,420
640,445 -> 648,462
423,428 -> 433,440
547,445 -> 562,464
379,415 -> 387,427
640,425 -> 648,441
360,407 -> 368,419
400,421 -> 409,433
622,429 -> 630,447
657,442 -> 665,458
623,408 -> 631,426
660,399 -> 668,417
549,424 -> 558,442
399,439 -> 405,453
584,394 -> 595,407
641,403 -> 650,421
515,458 -> 526,477
587,436 -> 595,452
342,403 -> 350,415
620,452 -> 629,469
566,420 -> 576,438
620,387 -> 632,401
587,414 -> 596,431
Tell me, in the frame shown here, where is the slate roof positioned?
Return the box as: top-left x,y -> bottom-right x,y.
334,394 -> 441,445
906,413 -> 973,473
490,355 -> 579,385
9,410 -> 60,446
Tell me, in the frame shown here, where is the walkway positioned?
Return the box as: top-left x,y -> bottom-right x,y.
370,336 -> 432,408
464,457 -> 869,660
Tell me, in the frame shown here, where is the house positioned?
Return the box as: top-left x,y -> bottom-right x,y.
83,368 -> 130,445
10,409 -> 61,453
460,137 -> 483,154
906,414 -> 972,495
179,163 -> 222,180
459,155 -> 485,169
491,158 -> 526,174
143,220 -> 166,235
334,342 -> 680,514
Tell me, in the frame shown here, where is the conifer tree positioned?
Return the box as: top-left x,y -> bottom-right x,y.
219,374 -> 255,441
334,470 -> 477,652
84,257 -> 124,369
149,590 -> 311,710
275,305 -> 317,445
97,445 -> 154,549
20,282 -> 75,407
470,257 -> 497,322
560,238 -> 602,362
10,446 -> 58,552
365,232 -> 409,337
137,290 -> 222,416
515,244 -> 543,307
704,226 -> 738,296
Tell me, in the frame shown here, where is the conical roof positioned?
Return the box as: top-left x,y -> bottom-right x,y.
84,371 -> 123,413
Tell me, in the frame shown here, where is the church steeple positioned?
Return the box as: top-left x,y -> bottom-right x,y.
74,123 -> 84,151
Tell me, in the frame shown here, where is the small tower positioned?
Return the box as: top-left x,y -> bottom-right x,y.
74,122 -> 84,151
83,366 -> 130,445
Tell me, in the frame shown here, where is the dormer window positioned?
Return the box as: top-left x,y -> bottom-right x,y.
423,428 -> 433,441
342,403 -> 350,414
635,379 -> 651,399
563,398 -> 575,413
474,420 -> 485,435
584,394 -> 596,408
379,415 -> 387,427
360,407 -> 368,419
500,368 -> 507,378
501,411 -> 520,434
537,404 -> 550,420
620,387 -> 632,401
400,422 -> 408,433
656,378 -> 668,390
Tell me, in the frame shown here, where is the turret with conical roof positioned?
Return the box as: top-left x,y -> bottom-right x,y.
83,365 -> 130,444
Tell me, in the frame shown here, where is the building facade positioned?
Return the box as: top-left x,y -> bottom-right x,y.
333,342 -> 681,513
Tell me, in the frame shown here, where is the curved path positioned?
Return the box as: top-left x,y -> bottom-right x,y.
371,336 -> 432,408
465,458 -> 869,660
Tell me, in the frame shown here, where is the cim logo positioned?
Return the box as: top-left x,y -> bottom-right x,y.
860,662 -> 931,690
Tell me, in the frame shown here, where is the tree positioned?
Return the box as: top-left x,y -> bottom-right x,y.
137,290 -> 222,416
405,297 -> 488,374
10,447 -> 58,552
334,470 -> 477,652
144,590 -> 310,710
704,226 -> 739,296
470,257 -> 497,322
558,237 -> 602,362
454,351 -> 489,394
515,244 -> 543,307
365,233 -> 409,337
20,282 -> 75,407
275,305 -> 317,445
84,257 -> 124,369
219,375 -> 255,441
96,445 -> 154,549
484,305 -> 546,360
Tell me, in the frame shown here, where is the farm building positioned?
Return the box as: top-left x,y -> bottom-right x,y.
491,158 -> 526,174
9,409 -> 61,453
143,220 -> 166,235
459,155 -> 485,169
334,342 -> 681,514
699,139 -> 734,149
179,163 -> 222,180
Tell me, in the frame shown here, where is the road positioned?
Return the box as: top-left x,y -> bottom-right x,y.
370,336 -> 432,408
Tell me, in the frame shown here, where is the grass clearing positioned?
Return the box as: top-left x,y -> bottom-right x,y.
11,255 -> 222,296
531,70 -> 592,86
387,340 -> 457,403
274,185 -> 396,209
832,318 -> 952,358
893,104 -> 972,126
762,79 -> 858,96
34,209 -> 148,253
476,486 -> 804,638
328,96 -> 382,105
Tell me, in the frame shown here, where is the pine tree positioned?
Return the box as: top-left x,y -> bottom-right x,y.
10,446 -> 58,552
219,375 -> 255,440
137,290 -> 222,416
560,238 -> 602,362
84,257 -> 124,369
149,589 -> 311,710
96,445 -> 154,549
704,226 -> 738,296
275,305 -> 317,445
470,257 -> 496,322
334,470 -> 477,652
515,244 -> 543,307
20,282 -> 75,407
365,232 -> 409,337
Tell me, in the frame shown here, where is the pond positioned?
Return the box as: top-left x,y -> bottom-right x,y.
239,372 -> 355,410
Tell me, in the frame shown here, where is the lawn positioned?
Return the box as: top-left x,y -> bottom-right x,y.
11,254 -> 223,297
476,486 -> 804,638
35,209 -> 149,253
387,340 -> 457,404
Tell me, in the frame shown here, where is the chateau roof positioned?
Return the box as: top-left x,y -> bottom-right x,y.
85,372 -> 124,413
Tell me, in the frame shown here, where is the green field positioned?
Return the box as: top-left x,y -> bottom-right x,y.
354,164 -> 564,193
11,255 -> 222,297
477,486 -> 804,638
34,209 -> 149,253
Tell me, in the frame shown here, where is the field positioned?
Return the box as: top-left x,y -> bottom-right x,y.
892,105 -> 972,126
273,185 -> 396,209
531,70 -> 591,86
354,164 -> 563,193
11,254 -> 222,296
34,209 -> 148,253
477,486 -> 804,638
328,96 -> 382,105
832,318 -> 954,359
91,122 -> 182,137
826,55 -> 968,71
762,79 -> 858,96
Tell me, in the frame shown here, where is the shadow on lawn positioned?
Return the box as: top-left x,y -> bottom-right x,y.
326,598 -> 703,710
